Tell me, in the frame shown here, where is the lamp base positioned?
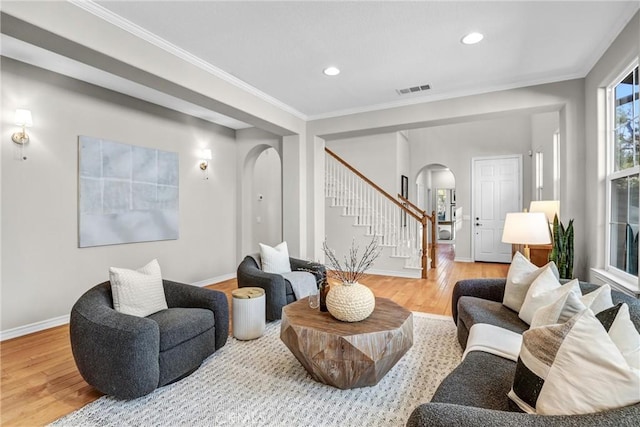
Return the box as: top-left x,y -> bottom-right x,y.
11,132 -> 29,145
523,245 -> 531,261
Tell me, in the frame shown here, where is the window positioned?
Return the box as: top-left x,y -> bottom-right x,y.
608,64 -> 639,280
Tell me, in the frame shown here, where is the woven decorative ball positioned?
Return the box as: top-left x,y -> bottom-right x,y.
326,282 -> 375,322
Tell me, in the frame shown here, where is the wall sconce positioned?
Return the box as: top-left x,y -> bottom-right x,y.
199,148 -> 212,179
11,109 -> 33,145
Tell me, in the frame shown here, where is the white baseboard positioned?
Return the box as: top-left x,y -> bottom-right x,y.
0,314 -> 70,342
367,268 -> 421,279
190,273 -> 236,288
0,273 -> 238,342
454,257 -> 473,263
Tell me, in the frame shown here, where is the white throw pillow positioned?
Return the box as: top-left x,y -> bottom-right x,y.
259,241 -> 292,274
596,303 -> 640,370
530,284 -> 614,328
109,259 -> 168,317
581,284 -> 614,315
503,252 -> 558,313
509,309 -> 640,415
518,267 -> 580,325
530,289 -> 584,328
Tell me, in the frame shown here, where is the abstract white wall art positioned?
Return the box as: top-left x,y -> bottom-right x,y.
78,136 -> 179,247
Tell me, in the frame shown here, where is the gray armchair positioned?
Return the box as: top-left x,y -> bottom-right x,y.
237,255 -> 326,321
70,280 -> 228,399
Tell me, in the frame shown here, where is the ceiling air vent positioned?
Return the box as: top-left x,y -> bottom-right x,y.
396,84 -> 431,95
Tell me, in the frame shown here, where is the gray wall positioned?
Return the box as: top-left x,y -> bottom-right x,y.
1,58 -> 238,331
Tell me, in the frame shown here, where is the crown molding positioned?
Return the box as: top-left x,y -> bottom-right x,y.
69,0 -> 307,121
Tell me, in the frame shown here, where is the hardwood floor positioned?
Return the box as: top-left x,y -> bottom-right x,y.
0,245 -> 508,426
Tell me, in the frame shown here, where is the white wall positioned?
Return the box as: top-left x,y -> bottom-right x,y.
397,131 -> 411,197
308,79 -> 586,272
531,112 -> 560,201
235,128 -> 282,260
326,132 -> 400,195
584,11 -> 639,280
408,115 -> 534,261
1,58 -> 238,332
252,147 -> 282,249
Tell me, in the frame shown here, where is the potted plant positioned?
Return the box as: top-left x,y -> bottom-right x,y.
549,214 -> 574,279
322,238 -> 381,322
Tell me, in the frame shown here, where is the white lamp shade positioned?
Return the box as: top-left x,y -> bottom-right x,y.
201,148 -> 212,160
502,212 -> 552,245
529,200 -> 560,223
14,109 -> 32,127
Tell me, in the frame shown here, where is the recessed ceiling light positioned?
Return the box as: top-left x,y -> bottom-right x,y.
323,66 -> 340,76
461,32 -> 484,45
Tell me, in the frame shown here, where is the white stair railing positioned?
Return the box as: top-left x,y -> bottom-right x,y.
324,148 -> 436,277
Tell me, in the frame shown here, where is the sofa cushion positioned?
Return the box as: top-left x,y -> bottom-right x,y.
431,350 -> 520,412
458,296 -> 529,337
148,307 -> 215,352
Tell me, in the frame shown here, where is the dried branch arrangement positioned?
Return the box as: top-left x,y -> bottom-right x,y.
322,238 -> 381,284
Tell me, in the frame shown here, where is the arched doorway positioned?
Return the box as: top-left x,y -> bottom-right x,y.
415,164 -> 457,244
240,145 -> 282,257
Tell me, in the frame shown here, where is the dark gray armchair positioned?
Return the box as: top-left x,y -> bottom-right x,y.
237,256 -> 326,321
70,280 -> 229,399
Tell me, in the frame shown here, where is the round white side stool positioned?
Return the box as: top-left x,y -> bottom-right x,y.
232,287 -> 266,340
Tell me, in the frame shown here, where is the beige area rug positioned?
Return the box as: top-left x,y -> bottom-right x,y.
51,312 -> 462,427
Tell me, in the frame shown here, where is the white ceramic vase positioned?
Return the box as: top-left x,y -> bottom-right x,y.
326,282 -> 375,322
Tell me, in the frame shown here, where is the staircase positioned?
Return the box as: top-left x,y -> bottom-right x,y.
324,148 -> 436,278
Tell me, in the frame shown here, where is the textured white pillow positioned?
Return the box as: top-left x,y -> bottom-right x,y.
259,241 -> 292,274
503,252 -> 558,313
509,309 -> 640,415
109,259 -> 168,317
530,284 -> 614,328
518,267 -> 580,325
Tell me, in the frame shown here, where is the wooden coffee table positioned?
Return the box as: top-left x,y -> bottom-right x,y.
280,297 -> 413,389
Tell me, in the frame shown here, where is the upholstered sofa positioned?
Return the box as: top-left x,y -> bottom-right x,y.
70,280 -> 229,399
237,255 -> 326,321
407,278 -> 640,426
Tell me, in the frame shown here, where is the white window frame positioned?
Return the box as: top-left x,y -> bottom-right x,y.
605,60 -> 639,286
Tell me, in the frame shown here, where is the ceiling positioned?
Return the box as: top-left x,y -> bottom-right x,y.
89,0 -> 638,121
2,1 -> 638,130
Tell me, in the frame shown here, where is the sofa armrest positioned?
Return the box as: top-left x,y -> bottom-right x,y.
163,280 -> 229,350
237,256 -> 288,320
70,294 -> 160,399
290,257 -> 327,285
452,278 -> 506,325
407,402 -> 640,427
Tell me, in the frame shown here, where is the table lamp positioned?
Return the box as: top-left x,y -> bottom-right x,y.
502,212 -> 552,260
529,200 -> 560,224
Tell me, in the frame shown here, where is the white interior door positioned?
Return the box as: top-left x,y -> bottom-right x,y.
473,156 -> 522,262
